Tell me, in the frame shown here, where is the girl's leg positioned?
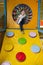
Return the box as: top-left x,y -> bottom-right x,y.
19,18 -> 25,33
20,23 -> 23,31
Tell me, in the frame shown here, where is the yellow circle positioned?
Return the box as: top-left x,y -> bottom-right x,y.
4,43 -> 14,52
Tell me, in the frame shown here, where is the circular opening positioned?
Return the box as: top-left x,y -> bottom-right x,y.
12,4 -> 32,24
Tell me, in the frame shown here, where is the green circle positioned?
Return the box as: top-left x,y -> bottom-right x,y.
18,38 -> 26,44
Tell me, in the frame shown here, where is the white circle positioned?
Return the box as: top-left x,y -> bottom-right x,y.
1,61 -> 11,65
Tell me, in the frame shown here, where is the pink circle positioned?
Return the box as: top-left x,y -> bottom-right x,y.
29,32 -> 37,38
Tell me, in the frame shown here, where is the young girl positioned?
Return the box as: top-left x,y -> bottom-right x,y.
16,10 -> 26,33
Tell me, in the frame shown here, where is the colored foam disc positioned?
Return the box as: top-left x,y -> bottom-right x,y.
29,32 -> 37,38
1,61 -> 11,65
16,52 -> 26,62
31,45 -> 40,53
6,32 -> 14,37
18,38 -> 26,44
4,43 -> 14,52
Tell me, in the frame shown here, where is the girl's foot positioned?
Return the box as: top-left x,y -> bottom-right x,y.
21,31 -> 25,34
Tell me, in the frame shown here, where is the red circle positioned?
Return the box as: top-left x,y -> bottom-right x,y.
16,52 -> 26,62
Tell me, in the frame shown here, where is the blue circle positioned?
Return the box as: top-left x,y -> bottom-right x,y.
31,45 -> 40,53
6,32 -> 14,37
